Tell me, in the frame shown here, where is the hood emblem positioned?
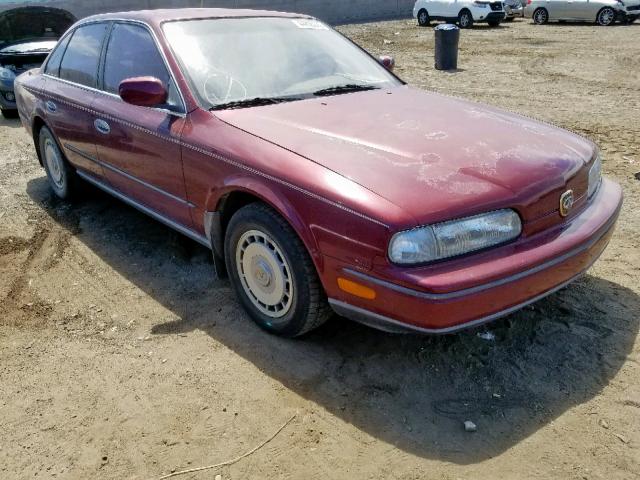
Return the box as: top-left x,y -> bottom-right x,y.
559,190 -> 574,217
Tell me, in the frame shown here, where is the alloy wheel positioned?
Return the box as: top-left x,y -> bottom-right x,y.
598,7 -> 615,25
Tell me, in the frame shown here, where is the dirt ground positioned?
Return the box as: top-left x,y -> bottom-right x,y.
1,17 -> 639,480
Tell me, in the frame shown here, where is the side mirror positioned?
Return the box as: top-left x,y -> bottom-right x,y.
119,76 -> 168,107
378,55 -> 395,71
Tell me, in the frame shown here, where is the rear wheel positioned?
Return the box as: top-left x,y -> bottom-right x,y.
533,7 -> 549,24
225,203 -> 331,337
458,9 -> 474,28
417,9 -> 430,26
39,126 -> 79,200
596,7 -> 616,25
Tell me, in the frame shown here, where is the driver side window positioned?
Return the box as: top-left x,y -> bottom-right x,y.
102,23 -> 180,108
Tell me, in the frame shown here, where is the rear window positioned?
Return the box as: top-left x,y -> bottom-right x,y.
59,23 -> 107,88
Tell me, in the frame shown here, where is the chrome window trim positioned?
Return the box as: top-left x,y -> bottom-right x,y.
44,18 -> 187,117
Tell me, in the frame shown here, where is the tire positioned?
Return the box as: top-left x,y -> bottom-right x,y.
488,19 -> 501,27
224,203 -> 331,337
1,109 -> 18,119
533,7 -> 549,24
417,8 -> 430,26
596,7 -> 616,25
38,126 -> 79,200
458,9 -> 474,28
505,16 -> 515,22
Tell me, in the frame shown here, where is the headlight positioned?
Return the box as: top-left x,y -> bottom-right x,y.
588,153 -> 602,198
474,1 -> 490,7
0,67 -> 16,80
389,209 -> 522,265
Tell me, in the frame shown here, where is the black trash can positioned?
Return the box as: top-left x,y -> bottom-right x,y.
434,24 -> 460,71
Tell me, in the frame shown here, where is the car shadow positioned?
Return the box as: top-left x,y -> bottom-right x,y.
0,115 -> 23,130
26,176 -> 640,464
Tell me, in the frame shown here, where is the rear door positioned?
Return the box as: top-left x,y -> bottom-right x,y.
42,22 -> 108,179
90,22 -> 192,227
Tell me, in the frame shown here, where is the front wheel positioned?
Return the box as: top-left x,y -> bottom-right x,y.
39,126 -> 79,200
458,9 -> 474,28
533,7 -> 549,24
597,7 -> 616,25
417,8 -> 430,26
225,203 -> 331,337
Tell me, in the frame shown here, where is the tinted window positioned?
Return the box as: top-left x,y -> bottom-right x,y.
44,34 -> 71,77
59,23 -> 107,87
103,23 -> 179,106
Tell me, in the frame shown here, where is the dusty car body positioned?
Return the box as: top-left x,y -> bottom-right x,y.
0,6 -> 75,116
525,0 -> 640,25
15,9 -> 622,337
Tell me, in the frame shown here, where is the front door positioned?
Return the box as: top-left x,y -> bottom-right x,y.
91,22 -> 192,228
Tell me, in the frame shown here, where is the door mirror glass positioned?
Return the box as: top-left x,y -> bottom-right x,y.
119,76 -> 168,107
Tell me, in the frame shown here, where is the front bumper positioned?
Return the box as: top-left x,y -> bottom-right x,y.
505,5 -> 524,17
327,178 -> 622,334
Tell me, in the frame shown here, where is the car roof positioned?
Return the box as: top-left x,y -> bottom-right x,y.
80,8 -> 311,26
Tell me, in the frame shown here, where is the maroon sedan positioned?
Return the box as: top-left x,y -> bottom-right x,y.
15,9 -> 622,337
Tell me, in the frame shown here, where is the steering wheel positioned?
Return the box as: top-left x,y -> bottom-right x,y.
203,68 -> 247,105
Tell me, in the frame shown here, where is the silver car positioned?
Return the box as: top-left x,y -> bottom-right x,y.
524,0 -> 640,25
505,0 -> 525,19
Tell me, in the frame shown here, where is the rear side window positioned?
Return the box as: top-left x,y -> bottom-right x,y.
43,34 -> 72,77
59,23 -> 107,88
103,23 -> 180,107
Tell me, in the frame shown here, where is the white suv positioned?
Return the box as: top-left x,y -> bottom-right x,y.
413,0 -> 506,27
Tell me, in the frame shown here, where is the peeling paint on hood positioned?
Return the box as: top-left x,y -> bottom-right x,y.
216,86 -> 594,224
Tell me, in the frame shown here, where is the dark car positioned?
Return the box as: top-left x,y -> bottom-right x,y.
0,6 -> 75,117
15,9 -> 622,337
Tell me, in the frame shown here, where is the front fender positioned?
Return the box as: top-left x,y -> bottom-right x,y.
204,174 -> 324,271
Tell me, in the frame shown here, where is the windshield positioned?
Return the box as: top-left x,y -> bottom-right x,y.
163,17 -> 402,109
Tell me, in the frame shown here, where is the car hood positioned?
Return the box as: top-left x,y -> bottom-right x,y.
0,40 -> 57,55
216,86 -> 594,226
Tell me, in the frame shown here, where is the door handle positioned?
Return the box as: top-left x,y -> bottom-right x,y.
45,100 -> 57,113
94,119 -> 110,135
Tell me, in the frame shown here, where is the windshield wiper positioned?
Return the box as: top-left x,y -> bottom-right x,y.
210,96 -> 300,111
313,84 -> 379,97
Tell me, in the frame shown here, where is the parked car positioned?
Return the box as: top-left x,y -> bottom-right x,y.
504,0 -> 525,19
16,9 -> 622,337
525,0 -> 640,25
414,0 -> 506,27
0,6 -> 75,117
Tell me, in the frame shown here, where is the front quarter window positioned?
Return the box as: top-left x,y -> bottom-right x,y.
163,17 -> 401,109
102,22 -> 181,108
